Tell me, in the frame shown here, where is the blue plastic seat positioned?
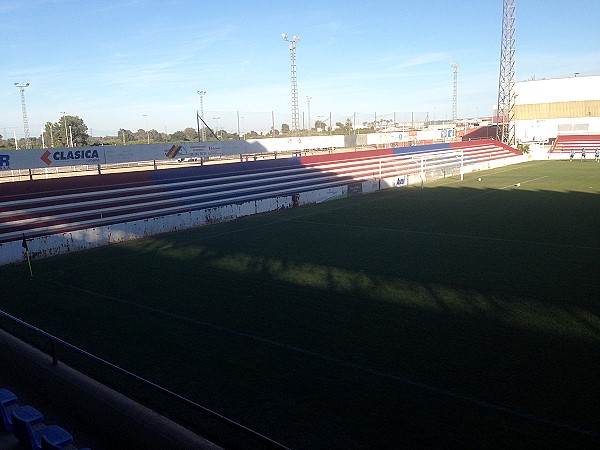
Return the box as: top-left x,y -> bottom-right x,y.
11,405 -> 73,450
0,388 -> 20,433
41,431 -> 81,450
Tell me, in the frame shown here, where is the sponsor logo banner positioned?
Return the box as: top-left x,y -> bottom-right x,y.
41,149 -> 100,166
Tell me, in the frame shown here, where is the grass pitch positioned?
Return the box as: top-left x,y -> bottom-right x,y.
1,160 -> 600,449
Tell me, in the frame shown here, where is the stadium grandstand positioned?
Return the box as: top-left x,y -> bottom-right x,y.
548,134 -> 600,158
0,139 -> 522,265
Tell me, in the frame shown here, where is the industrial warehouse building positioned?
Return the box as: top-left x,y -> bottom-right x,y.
514,74 -> 600,145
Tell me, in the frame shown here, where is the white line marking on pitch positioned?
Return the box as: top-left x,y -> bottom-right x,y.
499,175 -> 548,190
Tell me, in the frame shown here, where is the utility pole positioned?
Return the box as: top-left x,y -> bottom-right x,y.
60,112 -> 69,148
306,96 -> 312,135
497,0 -> 516,146
14,83 -> 31,149
213,117 -> 221,140
451,62 -> 458,122
143,114 -> 150,144
281,34 -> 300,134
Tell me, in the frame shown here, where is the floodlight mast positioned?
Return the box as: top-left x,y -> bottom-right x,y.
197,90 -> 206,141
282,33 -> 300,134
14,82 -> 31,149
451,62 -> 458,121
496,0 -> 516,146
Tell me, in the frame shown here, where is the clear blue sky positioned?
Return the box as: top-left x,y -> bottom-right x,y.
2,0 -> 599,137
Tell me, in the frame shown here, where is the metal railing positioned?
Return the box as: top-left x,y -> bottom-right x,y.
0,308 -> 289,450
0,147 -> 355,183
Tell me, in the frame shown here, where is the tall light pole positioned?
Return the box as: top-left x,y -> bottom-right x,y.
14,83 -> 31,149
60,111 -> 68,147
306,96 -> 312,135
197,90 -> 206,141
497,0 -> 516,145
213,117 -> 221,140
143,114 -> 150,144
451,62 -> 458,122
281,33 -> 300,134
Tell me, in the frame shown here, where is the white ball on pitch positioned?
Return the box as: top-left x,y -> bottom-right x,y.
478,177 -> 481,182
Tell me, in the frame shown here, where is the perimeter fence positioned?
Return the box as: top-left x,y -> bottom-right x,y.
0,308 -> 290,449
201,110 -> 430,136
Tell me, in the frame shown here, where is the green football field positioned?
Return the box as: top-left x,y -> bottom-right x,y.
2,160 -> 599,449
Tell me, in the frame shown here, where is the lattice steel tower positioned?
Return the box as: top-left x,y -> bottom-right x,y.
197,90 -> 206,141
451,62 -> 458,121
281,34 -> 300,134
496,0 -> 516,145
14,82 -> 31,149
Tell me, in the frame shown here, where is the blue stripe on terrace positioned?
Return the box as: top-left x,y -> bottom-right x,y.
391,143 -> 451,155
146,156 -> 302,183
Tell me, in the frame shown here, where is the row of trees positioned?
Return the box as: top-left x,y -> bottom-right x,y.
0,115 -> 91,150
1,115 -> 378,150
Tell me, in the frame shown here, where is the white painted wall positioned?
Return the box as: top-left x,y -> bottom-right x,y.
516,117 -> 600,143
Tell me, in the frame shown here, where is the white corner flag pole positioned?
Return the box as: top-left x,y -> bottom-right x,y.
22,234 -> 33,279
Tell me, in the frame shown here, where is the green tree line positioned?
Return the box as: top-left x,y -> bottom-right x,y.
1,114 -> 377,150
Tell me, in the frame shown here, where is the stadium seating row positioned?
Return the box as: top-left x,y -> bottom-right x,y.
550,134 -> 600,153
301,141 -> 518,183
0,388 -> 90,450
